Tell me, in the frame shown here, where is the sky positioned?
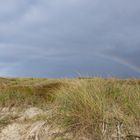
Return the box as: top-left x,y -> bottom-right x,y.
0,0 -> 140,78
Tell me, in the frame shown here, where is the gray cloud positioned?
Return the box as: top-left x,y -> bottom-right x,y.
0,0 -> 140,78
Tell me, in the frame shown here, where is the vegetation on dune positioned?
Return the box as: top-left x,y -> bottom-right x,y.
52,78 -> 140,139
0,77 -> 140,139
0,78 -> 67,107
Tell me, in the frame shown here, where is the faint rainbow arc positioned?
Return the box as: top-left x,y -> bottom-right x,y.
99,53 -> 140,74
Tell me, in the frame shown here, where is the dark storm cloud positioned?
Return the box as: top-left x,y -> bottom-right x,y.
0,0 -> 140,77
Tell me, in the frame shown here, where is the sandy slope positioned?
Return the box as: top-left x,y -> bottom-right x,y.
0,107 -> 75,140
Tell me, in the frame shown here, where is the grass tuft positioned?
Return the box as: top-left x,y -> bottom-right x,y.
52,79 -> 140,139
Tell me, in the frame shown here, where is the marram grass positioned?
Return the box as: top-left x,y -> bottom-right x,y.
0,77 -> 140,139
52,78 -> 140,139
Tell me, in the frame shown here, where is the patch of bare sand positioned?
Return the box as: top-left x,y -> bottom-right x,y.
0,107 -> 75,140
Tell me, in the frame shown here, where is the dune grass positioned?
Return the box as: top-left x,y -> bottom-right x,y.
0,77 -> 140,139
0,78 -> 66,108
51,78 -> 140,139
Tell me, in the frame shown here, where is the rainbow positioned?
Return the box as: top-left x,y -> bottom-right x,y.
99,53 -> 140,74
